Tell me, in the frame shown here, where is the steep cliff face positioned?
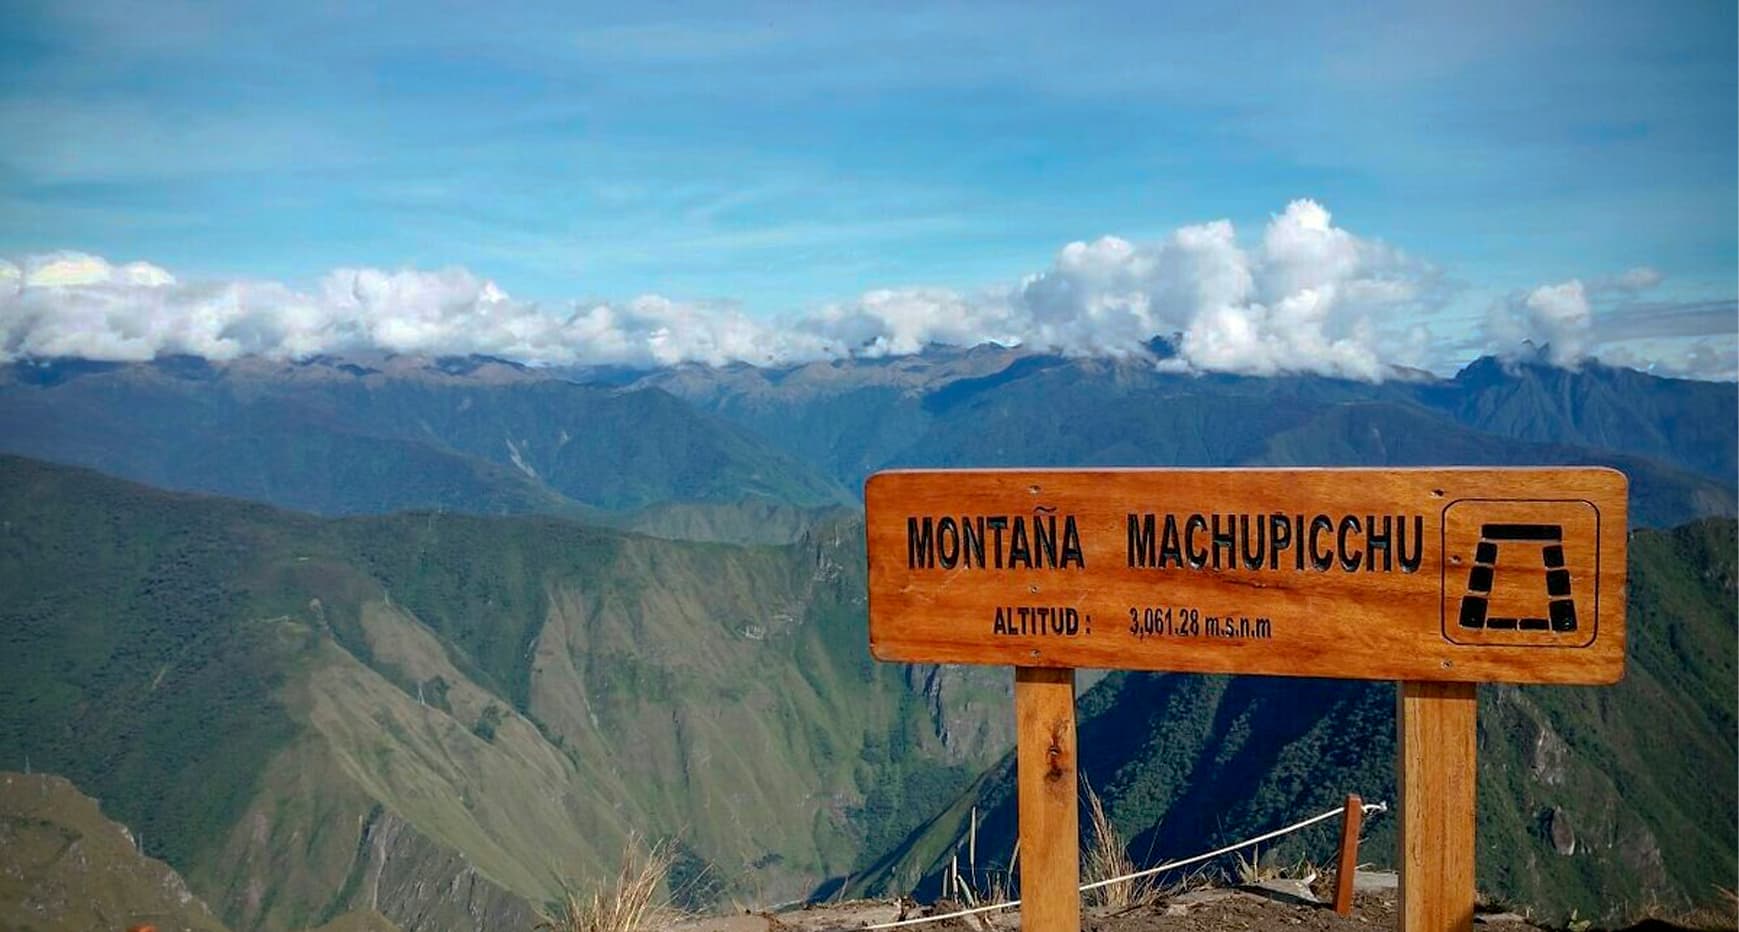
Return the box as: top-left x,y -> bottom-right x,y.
189,624 -> 565,932
344,807 -> 538,932
1476,686 -> 1675,910
1469,518 -> 1737,917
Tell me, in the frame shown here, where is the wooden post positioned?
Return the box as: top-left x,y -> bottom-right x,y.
1397,682 -> 1478,932
1332,793 -> 1363,915
1015,667 -> 1079,932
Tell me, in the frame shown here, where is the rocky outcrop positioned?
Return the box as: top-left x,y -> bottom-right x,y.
0,773 -> 228,932
352,807 -> 536,932
1539,806 -> 1576,856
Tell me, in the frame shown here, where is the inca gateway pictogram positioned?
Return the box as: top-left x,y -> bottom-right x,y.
1440,499 -> 1601,648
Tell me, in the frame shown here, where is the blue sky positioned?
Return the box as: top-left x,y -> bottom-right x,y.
1,1 -> 1734,375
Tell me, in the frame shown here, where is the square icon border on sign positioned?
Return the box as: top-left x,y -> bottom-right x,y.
1438,498 -> 1602,649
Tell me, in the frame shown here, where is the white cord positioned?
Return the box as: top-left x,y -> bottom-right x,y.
864,800 -> 1388,929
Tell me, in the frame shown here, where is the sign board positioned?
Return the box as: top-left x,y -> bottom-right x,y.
865,467 -> 1627,685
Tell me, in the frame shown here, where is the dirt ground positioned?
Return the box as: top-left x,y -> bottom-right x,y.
714,878 -> 1736,932
810,890 -> 1534,932
1086,890 -> 1506,931
1079,890 -> 1733,932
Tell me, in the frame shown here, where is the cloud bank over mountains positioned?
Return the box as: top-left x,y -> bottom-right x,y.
2,201 -> 1730,380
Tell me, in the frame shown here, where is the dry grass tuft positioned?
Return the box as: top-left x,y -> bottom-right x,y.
1232,848 -> 1319,888
1628,886 -> 1739,932
1082,780 -> 1152,909
538,837 -> 678,932
1232,846 -> 1269,885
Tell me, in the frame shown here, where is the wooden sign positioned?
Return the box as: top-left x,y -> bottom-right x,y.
865,467 -> 1630,932
865,467 -> 1627,686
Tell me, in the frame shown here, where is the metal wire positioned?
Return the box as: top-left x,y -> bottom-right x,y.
865,800 -> 1389,929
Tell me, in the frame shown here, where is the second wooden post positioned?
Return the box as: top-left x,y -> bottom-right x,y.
1332,793 -> 1364,915
1397,681 -> 1478,932
1015,666 -> 1079,932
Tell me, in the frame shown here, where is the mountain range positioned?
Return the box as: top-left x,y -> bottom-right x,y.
632,347 -> 1734,528
3,348 -> 1733,529
0,354 -> 847,521
0,346 -> 1733,929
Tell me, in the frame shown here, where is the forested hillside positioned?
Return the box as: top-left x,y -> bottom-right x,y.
0,455 -> 1002,930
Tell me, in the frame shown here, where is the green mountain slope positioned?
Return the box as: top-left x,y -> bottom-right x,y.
854,519 -> 1737,924
1249,401 -> 1734,528
605,500 -> 862,546
0,772 -> 400,932
0,456 -> 1006,931
0,772 -> 229,932
1430,356 -> 1738,483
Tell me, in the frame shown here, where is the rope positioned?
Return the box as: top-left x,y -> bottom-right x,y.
864,800 -> 1388,930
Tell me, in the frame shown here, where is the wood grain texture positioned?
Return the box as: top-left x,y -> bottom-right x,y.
1397,681 -> 1477,932
1015,667 -> 1079,932
865,468 -> 1627,684
1333,794 -> 1363,916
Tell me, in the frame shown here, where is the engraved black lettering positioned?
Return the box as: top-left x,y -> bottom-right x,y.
986,516 -> 1008,568
907,516 -> 934,569
1337,515 -> 1362,572
1398,514 -> 1423,573
1210,513 -> 1236,570
1061,516 -> 1085,568
937,516 -> 960,569
1366,514 -> 1392,571
1009,518 -> 1033,569
961,516 -> 986,569
1160,514 -> 1185,569
1309,514 -> 1335,571
1269,513 -> 1292,571
1240,514 -> 1267,570
1033,514 -> 1058,568
1128,513 -> 1156,568
1185,513 -> 1209,569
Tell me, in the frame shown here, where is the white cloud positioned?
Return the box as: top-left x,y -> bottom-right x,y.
0,256 -> 842,368
1597,265 -> 1664,293
1598,339 -> 1738,382
1675,340 -> 1738,381
1012,200 -> 1440,377
801,287 -> 1022,357
799,199 -> 1445,379
5,201 -> 1720,380
1484,279 -> 1594,366
1171,200 -> 1438,379
19,251 -> 177,289
1484,267 -> 1734,375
